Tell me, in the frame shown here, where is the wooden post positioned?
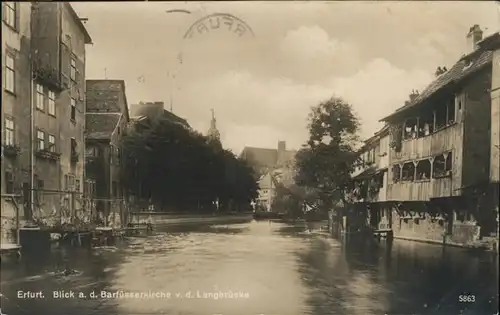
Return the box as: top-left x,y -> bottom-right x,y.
433,110 -> 437,131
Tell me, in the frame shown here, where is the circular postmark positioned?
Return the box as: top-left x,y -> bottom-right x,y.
183,13 -> 255,39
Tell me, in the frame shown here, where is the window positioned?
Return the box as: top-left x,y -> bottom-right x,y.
403,118 -> 418,140
392,164 -> 401,182
85,146 -> 98,157
3,2 -> 16,29
75,179 -> 80,192
36,130 -> 45,150
36,178 -> 44,203
401,162 -> 415,181
4,53 -> 15,93
4,117 -> 14,146
416,159 -> 431,180
65,174 -> 75,191
112,181 -> 118,197
432,155 -> 446,178
48,134 -> 56,152
5,171 -> 14,194
70,138 -> 77,156
116,147 -> 121,165
70,56 -> 77,81
445,152 -> 453,173
70,98 -> 76,121
447,99 -> 456,124
48,90 -> 56,116
85,179 -> 96,197
36,84 -> 44,110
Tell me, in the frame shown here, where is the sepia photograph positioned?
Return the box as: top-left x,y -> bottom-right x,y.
1,1 -> 499,314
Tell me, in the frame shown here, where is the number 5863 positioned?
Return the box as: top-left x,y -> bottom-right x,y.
458,295 -> 476,303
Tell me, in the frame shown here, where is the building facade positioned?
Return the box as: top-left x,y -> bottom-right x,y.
29,2 -> 92,226
1,2 -> 32,243
85,80 -> 130,227
351,125 -> 390,230
379,25 -> 498,246
1,3 -> 91,242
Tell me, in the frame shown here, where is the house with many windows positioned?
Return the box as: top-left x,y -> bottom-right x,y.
350,125 -> 391,231
1,2 -> 32,243
1,2 -> 92,231
85,80 -> 130,227
379,25 -> 498,246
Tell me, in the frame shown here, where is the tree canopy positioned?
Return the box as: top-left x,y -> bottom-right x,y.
121,117 -> 258,212
294,96 -> 361,211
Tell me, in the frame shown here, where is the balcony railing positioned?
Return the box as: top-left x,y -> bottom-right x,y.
35,149 -> 61,161
391,123 -> 461,163
387,177 -> 454,201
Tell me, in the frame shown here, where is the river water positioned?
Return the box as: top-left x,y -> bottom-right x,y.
0,220 -> 498,315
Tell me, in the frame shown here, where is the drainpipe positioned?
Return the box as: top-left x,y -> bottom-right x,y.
29,15 -> 35,224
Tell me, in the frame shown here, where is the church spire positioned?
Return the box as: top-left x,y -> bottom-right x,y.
207,109 -> 220,142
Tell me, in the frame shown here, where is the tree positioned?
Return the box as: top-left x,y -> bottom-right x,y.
295,96 -> 361,217
121,116 -> 258,212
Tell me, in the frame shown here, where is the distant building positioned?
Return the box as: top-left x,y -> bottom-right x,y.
240,141 -> 296,210
85,80 -> 130,227
240,141 -> 296,176
129,101 -> 190,128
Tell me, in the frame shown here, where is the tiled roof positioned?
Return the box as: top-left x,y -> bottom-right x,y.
241,147 -> 279,168
381,47 -> 493,121
85,113 -> 121,140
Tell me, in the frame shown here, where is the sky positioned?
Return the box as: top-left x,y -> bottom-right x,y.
72,1 -> 500,154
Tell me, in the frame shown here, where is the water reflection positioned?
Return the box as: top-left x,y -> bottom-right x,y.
1,221 -> 498,315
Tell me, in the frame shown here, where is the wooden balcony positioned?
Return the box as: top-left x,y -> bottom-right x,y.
387,176 -> 455,201
391,123 -> 462,163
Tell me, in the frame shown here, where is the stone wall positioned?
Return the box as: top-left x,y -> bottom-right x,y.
1,198 -> 18,244
391,209 -> 480,246
392,211 -> 447,242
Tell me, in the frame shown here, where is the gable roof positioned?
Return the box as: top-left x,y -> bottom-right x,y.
381,34 -> 495,122
85,113 -> 121,140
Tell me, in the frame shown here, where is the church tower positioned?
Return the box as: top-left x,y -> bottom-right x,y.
207,109 -> 221,143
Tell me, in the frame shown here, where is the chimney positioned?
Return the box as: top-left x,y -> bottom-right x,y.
435,66 -> 448,77
409,89 -> 419,101
278,141 -> 286,153
467,24 -> 483,52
